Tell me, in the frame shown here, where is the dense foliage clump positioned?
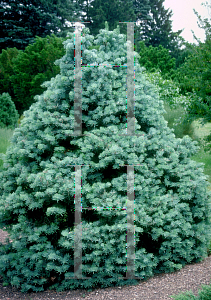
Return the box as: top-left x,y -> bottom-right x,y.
0,35 -> 67,116
0,92 -> 19,130
0,23 -> 211,293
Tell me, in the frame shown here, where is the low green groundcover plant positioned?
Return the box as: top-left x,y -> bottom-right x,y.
0,23 -> 211,293
170,282 -> 211,299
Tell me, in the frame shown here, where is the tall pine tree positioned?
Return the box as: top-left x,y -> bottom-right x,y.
131,0 -> 152,53
139,0 -> 183,54
0,23 -> 211,293
0,0 -> 82,51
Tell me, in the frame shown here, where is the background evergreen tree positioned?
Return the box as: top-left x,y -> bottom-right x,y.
0,47 -> 19,100
10,35 -> 68,117
0,23 -> 211,293
0,92 -> 19,130
131,0 -> 152,53
0,0 -> 82,52
139,0 -> 183,58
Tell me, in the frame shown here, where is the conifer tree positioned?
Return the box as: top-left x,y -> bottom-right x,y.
0,92 -> 19,129
0,0 -> 82,51
141,0 -> 183,55
0,23 -> 211,293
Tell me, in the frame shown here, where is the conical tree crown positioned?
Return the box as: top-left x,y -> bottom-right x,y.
0,24 -> 211,293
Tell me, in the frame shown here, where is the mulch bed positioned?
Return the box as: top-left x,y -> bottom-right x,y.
0,275 -> 94,300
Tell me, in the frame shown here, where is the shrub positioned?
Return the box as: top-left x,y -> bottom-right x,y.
0,23 -> 211,293
0,92 -> 19,130
170,282 -> 211,299
137,41 -> 176,78
1,34 -> 67,116
144,70 -> 196,140
0,47 -> 19,99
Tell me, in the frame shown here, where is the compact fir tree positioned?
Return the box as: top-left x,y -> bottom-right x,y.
0,23 -> 211,293
0,92 -> 19,130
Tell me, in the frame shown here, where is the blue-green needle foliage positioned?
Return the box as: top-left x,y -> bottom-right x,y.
0,23 -> 211,293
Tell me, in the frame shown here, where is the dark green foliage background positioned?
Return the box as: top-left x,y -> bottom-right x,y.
136,41 -> 176,78
171,8 -> 211,155
0,24 -> 211,293
0,35 -> 67,117
0,0 -> 82,51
